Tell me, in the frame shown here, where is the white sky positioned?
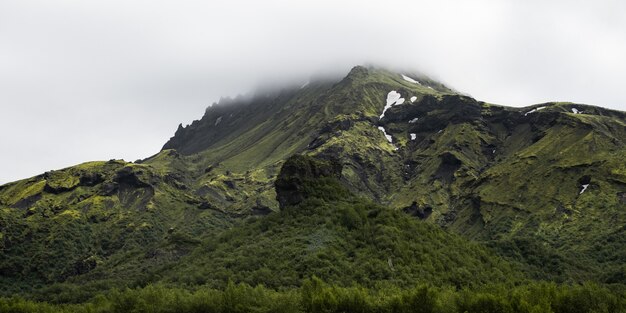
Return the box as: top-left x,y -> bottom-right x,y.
1,0 -> 625,184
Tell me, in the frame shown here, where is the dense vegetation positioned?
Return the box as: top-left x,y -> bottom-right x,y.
162,156 -> 521,290
2,280 -> 625,313
1,156 -> 522,303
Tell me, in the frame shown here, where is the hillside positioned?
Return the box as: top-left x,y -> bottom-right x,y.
157,155 -> 521,290
159,65 -> 626,282
0,65 -> 625,304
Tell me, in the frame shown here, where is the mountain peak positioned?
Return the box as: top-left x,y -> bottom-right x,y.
344,65 -> 370,80
160,65 -> 456,157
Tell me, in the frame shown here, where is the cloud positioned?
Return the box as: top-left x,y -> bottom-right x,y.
1,0 -> 625,183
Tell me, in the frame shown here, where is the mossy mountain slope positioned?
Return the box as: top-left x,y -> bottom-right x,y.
1,65 -> 625,299
0,155 -> 521,301
150,66 -> 458,213
0,156 -> 235,296
156,155 -> 522,290
157,66 -> 625,282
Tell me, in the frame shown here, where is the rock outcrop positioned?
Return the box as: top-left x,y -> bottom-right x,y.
275,154 -> 342,209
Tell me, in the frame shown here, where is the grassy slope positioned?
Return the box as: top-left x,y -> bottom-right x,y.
0,156 -> 234,297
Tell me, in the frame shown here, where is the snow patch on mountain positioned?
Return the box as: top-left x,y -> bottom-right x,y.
378,126 -> 393,143
580,184 -> 589,194
380,91 -> 404,119
524,106 -> 546,116
402,74 -> 421,85
377,126 -> 398,150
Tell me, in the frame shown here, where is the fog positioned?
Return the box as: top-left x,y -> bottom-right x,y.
1,0 -> 625,184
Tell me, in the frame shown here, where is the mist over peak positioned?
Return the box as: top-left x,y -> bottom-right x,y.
1,0 -> 625,184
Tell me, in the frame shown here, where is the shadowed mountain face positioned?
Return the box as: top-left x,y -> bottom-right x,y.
1,65 -> 625,298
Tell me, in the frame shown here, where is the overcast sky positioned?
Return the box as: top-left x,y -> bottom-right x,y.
1,0 -> 625,184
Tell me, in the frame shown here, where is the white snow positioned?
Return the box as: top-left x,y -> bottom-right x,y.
571,108 -> 580,114
215,116 -> 222,126
378,126 -> 399,150
579,184 -> 589,194
378,126 -> 393,143
380,91 -> 405,119
427,86 -> 433,90
387,90 -> 401,104
402,74 -> 421,85
492,149 -> 496,154
408,117 -> 419,123
410,96 -> 417,102
410,133 -> 417,140
437,130 -> 443,133
300,81 -> 309,89
524,106 -> 546,116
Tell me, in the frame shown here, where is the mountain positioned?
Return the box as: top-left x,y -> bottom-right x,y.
0,65 -> 625,302
157,65 -> 626,281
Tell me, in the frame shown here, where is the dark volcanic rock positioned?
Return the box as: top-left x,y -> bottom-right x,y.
275,154 -> 342,209
386,95 -> 482,132
403,201 -> 433,219
112,167 -> 155,210
161,89 -> 300,155
12,193 -> 42,209
434,152 -> 462,184
198,201 -> 216,210
251,205 -> 273,215
164,173 -> 187,190
99,182 -> 119,196
114,167 -> 151,188
79,172 -> 105,186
